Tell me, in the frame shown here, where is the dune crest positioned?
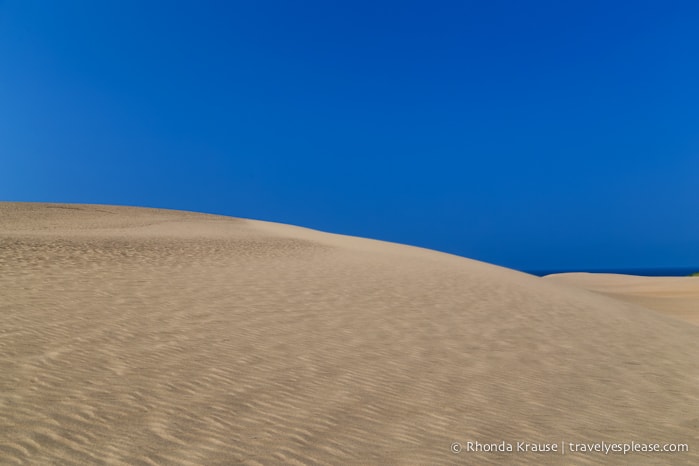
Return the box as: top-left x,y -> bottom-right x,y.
1,203 -> 697,465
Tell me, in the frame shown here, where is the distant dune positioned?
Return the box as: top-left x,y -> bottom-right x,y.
1,203 -> 697,465
544,273 -> 699,326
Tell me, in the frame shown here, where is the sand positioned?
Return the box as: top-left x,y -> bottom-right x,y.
544,273 -> 699,326
1,202 -> 697,465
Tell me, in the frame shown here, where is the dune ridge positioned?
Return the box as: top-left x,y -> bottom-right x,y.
1,203 -> 697,465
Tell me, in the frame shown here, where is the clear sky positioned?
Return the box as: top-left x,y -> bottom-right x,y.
2,1 -> 698,271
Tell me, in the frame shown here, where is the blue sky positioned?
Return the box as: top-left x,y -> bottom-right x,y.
2,1 -> 698,271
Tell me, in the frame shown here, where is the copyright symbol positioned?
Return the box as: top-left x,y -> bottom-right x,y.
451,442 -> 462,453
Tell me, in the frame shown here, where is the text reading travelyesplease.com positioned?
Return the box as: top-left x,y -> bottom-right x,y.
451,440 -> 689,456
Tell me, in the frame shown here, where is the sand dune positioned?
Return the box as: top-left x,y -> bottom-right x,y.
1,203 -> 697,465
544,273 -> 699,326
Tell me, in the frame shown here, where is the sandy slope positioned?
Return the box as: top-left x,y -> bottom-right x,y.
544,273 -> 699,326
1,203 -> 697,465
